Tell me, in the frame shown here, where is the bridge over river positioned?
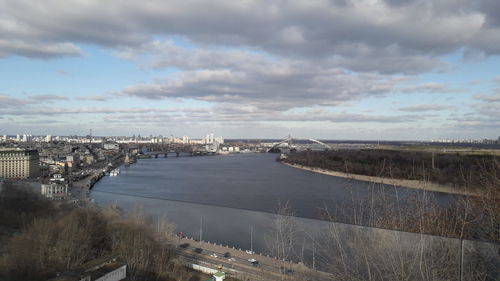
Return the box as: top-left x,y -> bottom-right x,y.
267,136 -> 332,153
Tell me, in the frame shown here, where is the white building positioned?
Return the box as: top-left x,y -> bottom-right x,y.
205,133 -> 223,144
41,183 -> 68,200
50,173 -> 65,183
45,135 -> 52,142
103,143 -> 119,150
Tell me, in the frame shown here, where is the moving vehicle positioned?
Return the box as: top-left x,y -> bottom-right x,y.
248,258 -> 259,266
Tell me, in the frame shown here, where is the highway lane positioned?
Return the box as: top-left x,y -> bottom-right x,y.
176,237 -> 334,281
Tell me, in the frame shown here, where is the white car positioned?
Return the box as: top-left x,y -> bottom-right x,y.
210,253 -> 218,258
248,258 -> 257,263
246,250 -> 254,254
228,258 -> 236,262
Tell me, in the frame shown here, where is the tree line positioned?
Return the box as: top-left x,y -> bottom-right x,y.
282,149 -> 500,190
280,149 -> 500,243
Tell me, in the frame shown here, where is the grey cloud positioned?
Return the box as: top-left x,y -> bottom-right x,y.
121,39 -> 443,75
473,103 -> 500,118
0,94 -> 36,108
399,105 -> 454,112
447,100 -> 500,132
99,106 -> 430,126
2,0 -> 500,73
474,92 -> 500,102
0,94 -> 71,110
12,119 -> 65,125
476,0 -> 500,27
383,0 -> 415,8
326,43 -> 444,74
0,106 -> 207,116
76,95 -> 110,102
1,102 -> 430,126
274,112 -> 426,123
397,83 -> 462,94
117,40 -> 271,71
28,94 -> 69,102
0,38 -> 81,58
449,119 -> 500,132
117,63 -> 399,111
466,80 -> 483,85
102,112 -> 414,125
461,48 -> 487,62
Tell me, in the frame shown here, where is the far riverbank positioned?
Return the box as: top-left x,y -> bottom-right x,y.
282,162 -> 480,197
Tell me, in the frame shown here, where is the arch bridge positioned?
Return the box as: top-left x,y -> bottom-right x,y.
267,137 -> 332,153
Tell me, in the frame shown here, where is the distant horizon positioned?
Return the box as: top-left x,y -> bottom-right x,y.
2,133 -> 499,143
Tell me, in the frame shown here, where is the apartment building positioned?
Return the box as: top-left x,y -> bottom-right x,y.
0,149 -> 40,179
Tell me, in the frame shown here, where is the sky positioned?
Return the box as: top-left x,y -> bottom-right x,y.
0,0 -> 499,140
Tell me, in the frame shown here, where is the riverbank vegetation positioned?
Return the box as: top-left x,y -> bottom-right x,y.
277,149 -> 499,280
281,149 -> 500,242
281,149 -> 500,190
0,181 -> 211,281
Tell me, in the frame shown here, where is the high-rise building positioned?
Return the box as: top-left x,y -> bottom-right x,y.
21,134 -> 32,142
0,149 -> 40,179
45,135 -> 52,142
215,136 -> 224,144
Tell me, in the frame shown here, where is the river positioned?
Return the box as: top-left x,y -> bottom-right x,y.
90,153 -> 455,259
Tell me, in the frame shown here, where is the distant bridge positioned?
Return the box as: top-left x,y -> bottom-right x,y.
267,137 -> 332,153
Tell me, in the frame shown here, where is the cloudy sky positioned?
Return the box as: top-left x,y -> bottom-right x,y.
1,0 -> 499,140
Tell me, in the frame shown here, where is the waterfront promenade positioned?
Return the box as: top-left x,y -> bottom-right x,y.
71,154 -> 123,202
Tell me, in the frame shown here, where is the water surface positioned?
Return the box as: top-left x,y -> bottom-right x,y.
91,153 -> 454,253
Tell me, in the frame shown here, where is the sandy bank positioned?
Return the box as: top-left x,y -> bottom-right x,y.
282,162 -> 479,197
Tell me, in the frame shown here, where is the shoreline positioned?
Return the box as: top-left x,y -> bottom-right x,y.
282,162 -> 480,197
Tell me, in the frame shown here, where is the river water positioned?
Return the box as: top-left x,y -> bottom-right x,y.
90,153 -> 454,258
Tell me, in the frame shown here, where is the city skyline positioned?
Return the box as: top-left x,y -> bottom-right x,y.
2,132 -> 500,144
1,0 -> 500,139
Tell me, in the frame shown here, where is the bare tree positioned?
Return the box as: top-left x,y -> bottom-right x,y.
266,201 -> 300,280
